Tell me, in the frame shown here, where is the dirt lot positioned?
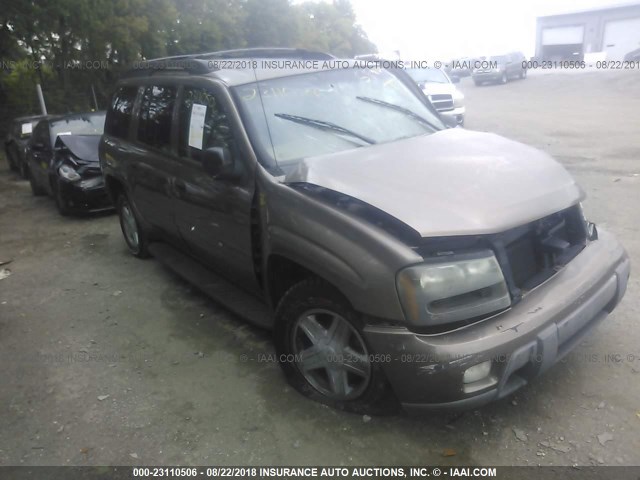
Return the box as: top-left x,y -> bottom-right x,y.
0,70 -> 639,467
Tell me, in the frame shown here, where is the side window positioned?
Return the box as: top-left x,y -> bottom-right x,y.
105,86 -> 138,139
178,86 -> 234,163
32,122 -> 49,148
137,85 -> 177,152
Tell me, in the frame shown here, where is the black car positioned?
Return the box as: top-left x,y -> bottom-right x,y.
25,111 -> 112,215
4,114 -> 51,177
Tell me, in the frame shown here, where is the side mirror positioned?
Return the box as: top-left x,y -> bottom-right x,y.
31,141 -> 46,151
202,146 -> 237,179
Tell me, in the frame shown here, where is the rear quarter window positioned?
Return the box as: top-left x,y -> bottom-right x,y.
105,86 -> 138,139
137,85 -> 177,152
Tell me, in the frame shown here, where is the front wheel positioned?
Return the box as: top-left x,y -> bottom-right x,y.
28,168 -> 46,196
117,193 -> 150,258
274,278 -> 398,415
19,160 -> 29,179
53,180 -> 71,216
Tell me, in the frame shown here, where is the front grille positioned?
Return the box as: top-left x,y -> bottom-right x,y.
417,205 -> 589,305
428,94 -> 454,112
505,233 -> 539,288
501,206 -> 589,297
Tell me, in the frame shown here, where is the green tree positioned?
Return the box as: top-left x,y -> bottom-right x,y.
0,0 -> 378,135
243,0 -> 300,48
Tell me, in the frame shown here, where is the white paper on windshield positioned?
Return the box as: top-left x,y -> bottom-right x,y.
21,123 -> 33,135
188,104 -> 207,150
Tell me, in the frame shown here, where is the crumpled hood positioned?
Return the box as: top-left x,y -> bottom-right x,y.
284,128 -> 583,237
55,135 -> 101,163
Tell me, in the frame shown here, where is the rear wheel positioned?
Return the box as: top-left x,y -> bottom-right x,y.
6,147 -> 17,171
274,278 -> 398,415
500,71 -> 508,84
117,193 -> 150,258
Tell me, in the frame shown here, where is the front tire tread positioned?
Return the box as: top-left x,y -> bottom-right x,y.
274,277 -> 398,415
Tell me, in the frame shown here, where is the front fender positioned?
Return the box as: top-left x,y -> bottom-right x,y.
258,169 -> 421,323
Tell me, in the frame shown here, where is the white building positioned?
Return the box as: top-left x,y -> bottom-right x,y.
535,3 -> 640,61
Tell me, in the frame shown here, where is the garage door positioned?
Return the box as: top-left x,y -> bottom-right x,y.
603,17 -> 640,60
542,26 -> 585,45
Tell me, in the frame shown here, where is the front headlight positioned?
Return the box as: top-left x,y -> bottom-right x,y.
59,164 -> 81,182
397,250 -> 510,326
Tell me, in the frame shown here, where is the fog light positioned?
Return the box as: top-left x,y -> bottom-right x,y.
463,360 -> 492,384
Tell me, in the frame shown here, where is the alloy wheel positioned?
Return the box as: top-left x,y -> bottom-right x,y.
120,201 -> 140,251
291,309 -> 371,401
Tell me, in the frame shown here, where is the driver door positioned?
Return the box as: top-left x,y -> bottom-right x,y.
172,84 -> 259,294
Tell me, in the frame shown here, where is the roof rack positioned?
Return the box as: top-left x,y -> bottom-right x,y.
123,48 -> 335,78
196,48 -> 335,60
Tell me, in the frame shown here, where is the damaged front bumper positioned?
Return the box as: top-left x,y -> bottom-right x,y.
59,176 -> 113,213
363,229 -> 630,414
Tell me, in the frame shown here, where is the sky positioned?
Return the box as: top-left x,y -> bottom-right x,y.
344,0 -> 637,60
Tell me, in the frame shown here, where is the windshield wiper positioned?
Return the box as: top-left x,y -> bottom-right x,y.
274,113 -> 376,145
356,96 -> 441,131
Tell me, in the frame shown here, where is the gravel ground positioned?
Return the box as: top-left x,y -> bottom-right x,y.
0,70 -> 638,467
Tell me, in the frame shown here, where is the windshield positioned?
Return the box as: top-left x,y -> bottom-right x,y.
233,68 -> 444,167
50,112 -> 105,142
405,68 -> 449,84
489,55 -> 507,63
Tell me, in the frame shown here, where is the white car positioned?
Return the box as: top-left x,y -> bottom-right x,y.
405,67 -> 465,126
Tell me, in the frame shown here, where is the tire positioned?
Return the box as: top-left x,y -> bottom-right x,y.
274,278 -> 398,415
19,160 -> 29,179
53,180 -> 71,216
6,147 -> 17,171
500,72 -> 508,84
28,168 -> 46,196
117,193 -> 150,258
